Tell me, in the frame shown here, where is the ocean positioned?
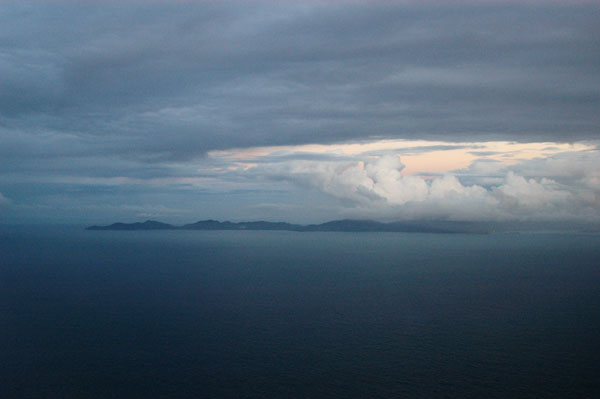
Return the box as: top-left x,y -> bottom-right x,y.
1,226 -> 599,398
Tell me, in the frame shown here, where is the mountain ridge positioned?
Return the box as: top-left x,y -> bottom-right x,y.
86,219 -> 482,234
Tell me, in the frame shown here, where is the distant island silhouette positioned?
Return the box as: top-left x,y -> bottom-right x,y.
86,219 -> 490,234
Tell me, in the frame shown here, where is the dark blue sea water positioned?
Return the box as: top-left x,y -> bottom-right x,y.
1,226 -> 600,398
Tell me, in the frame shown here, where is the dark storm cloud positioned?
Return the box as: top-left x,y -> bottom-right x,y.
1,1 -> 598,164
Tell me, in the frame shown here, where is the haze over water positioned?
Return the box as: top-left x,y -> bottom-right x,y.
2,227 -> 599,398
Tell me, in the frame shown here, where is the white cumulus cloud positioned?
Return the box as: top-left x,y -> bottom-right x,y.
261,154 -> 600,222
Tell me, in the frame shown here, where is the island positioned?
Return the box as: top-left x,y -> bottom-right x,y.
86,219 -> 490,234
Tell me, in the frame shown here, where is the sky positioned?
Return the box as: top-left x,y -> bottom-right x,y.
0,0 -> 599,224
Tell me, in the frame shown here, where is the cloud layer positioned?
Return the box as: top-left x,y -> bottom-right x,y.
1,1 -> 599,223
2,1 -> 599,163
258,151 -> 600,221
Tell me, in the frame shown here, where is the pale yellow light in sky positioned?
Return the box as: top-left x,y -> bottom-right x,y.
400,150 -> 478,175
209,140 -> 594,175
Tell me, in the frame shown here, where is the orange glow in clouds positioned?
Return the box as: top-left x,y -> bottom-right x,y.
210,140 -> 593,175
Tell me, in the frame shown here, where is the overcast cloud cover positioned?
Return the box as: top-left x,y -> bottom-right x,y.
0,0 -> 599,224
